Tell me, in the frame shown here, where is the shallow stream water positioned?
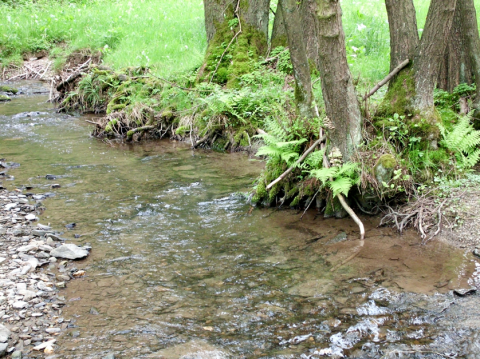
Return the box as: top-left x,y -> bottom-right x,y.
1,82 -> 480,358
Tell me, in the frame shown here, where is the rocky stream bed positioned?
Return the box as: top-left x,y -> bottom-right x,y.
1,80 -> 480,358
0,162 -> 93,358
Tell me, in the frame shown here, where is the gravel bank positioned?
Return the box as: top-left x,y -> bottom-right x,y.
0,180 -> 91,358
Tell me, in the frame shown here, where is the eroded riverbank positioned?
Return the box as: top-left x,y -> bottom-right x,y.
1,81 -> 480,358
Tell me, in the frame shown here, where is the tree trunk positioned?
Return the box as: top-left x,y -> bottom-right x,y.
301,0 -> 321,71
271,1 -> 287,48
201,0 -> 270,86
279,0 -> 315,119
381,0 -> 457,126
384,0 -> 419,88
314,0 -> 362,160
413,0 -> 457,115
456,0 -> 480,122
271,0 -> 321,71
204,0 -> 270,44
437,3 -> 472,92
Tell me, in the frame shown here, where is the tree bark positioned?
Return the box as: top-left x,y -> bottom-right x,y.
384,0 -> 419,89
437,3 -> 472,92
201,0 -> 270,86
280,0 -> 315,119
460,0 -> 480,120
204,0 -> 270,44
413,0 -> 457,114
271,1 -> 287,48
271,0 -> 321,70
300,0 -> 321,71
314,0 -> 362,160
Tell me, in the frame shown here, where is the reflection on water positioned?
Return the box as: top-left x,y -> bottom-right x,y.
1,82 -> 479,358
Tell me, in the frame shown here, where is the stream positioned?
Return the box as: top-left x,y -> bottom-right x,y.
1,81 -> 479,358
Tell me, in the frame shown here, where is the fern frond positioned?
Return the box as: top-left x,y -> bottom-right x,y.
336,162 -> 360,177
276,138 -> 307,148
304,149 -> 325,169
329,177 -> 354,197
311,167 -> 338,183
256,145 -> 283,158
281,152 -> 300,165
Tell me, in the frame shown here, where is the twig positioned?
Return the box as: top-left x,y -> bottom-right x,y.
56,58 -> 91,91
40,61 -> 51,79
24,64 -> 42,79
261,48 -> 289,64
8,73 -> 27,81
126,125 -> 154,140
300,189 -> 320,219
266,135 -> 326,190
363,59 -> 409,100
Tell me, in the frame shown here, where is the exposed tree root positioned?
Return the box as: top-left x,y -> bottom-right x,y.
380,192 -> 460,244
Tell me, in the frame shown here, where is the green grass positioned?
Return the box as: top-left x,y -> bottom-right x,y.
2,0 -> 480,84
0,0 -> 206,76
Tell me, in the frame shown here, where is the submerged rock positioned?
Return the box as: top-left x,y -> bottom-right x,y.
288,279 -> 336,297
50,244 -> 89,259
0,324 -> 11,343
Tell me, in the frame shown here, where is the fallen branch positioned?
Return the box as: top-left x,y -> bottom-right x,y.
363,59 -> 409,100
266,135 -> 326,190
24,64 -> 42,79
56,58 -> 91,91
126,125 -> 154,140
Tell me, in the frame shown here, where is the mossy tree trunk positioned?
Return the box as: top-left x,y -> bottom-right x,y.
271,1 -> 287,48
437,2 -> 473,92
460,0 -> 480,121
384,0 -> 419,89
382,0 -> 457,125
438,0 -> 480,122
201,0 -> 270,87
413,0 -> 457,116
279,0 -> 316,119
314,0 -> 362,160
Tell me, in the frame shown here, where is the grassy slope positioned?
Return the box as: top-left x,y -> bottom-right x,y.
0,0 -> 206,76
2,0 -> 479,83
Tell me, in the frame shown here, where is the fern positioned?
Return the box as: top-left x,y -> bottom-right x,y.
439,116 -> 480,170
310,161 -> 360,197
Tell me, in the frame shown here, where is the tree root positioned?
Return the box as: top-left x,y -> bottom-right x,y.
380,193 -> 456,244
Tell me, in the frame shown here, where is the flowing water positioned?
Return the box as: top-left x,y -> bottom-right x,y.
1,82 -> 480,358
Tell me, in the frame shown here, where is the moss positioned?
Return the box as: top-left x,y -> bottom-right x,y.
104,118 -> 118,133
201,15 -> 267,88
233,129 -> 251,147
374,154 -> 397,184
0,85 -> 18,94
106,103 -> 126,114
271,35 -> 288,49
377,67 -> 415,118
0,94 -> 11,102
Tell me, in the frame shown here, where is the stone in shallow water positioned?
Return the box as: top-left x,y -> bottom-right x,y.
50,244 -> 89,260
0,324 -> 11,343
0,342 -> 7,356
287,279 -> 336,297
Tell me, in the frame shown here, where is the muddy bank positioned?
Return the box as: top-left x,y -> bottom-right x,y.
0,161 -> 91,358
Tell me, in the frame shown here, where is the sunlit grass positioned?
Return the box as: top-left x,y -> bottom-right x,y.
1,0 -> 480,83
0,0 -> 206,76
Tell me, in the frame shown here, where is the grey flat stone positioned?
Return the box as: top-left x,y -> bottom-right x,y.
0,324 -> 10,343
50,244 -> 89,259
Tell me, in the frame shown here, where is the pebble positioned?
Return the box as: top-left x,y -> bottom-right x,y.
0,182 -> 91,356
